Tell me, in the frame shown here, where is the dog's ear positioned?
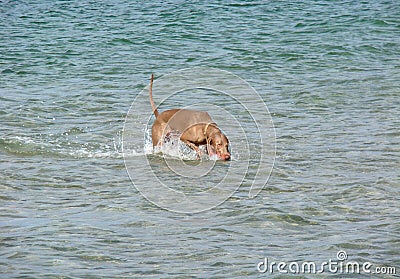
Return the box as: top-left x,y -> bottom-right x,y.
206,137 -> 213,152
206,137 -> 215,156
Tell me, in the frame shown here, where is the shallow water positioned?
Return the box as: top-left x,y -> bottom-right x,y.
1,0 -> 399,278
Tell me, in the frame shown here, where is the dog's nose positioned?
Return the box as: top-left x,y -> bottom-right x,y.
224,154 -> 231,161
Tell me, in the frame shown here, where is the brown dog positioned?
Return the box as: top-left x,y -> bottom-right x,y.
149,74 -> 230,161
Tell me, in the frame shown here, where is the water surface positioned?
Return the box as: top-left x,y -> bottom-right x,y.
1,0 -> 399,278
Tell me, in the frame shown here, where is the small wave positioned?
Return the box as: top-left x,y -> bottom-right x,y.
1,131 -> 221,161
0,136 -> 51,157
0,136 -> 123,159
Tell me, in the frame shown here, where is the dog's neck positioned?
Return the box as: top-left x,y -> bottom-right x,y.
203,122 -> 218,136
203,122 -> 219,137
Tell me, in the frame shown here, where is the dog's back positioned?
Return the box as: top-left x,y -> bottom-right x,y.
159,109 -> 212,133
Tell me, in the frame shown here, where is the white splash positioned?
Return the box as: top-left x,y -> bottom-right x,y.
144,128 -> 213,161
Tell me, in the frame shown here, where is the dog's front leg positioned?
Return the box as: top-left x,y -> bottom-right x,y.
182,140 -> 203,159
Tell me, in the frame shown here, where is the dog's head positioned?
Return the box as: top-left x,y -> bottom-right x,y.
207,132 -> 230,161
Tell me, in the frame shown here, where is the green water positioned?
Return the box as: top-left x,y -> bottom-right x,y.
1,1 -> 399,278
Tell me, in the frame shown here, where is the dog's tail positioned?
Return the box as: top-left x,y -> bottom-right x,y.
149,74 -> 159,117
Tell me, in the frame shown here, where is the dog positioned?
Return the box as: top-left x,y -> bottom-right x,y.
149,74 -> 230,161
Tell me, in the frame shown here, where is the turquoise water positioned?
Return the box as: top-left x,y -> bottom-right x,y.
1,1 -> 399,278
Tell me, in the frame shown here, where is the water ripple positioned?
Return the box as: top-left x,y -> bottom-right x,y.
1,0 -> 399,277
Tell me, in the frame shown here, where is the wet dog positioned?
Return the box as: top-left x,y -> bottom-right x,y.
149,74 -> 230,160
